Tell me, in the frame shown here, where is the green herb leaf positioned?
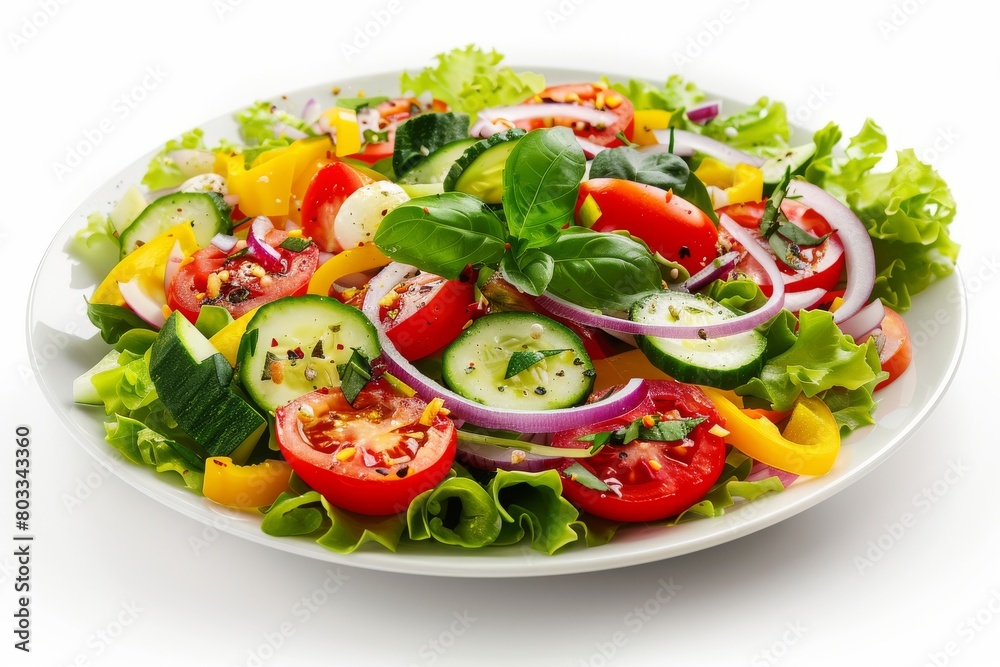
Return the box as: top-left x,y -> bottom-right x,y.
637,416 -> 706,442
392,112 -> 470,176
374,193 -> 507,279
278,236 -> 312,252
87,301 -> 155,345
502,127 -> 586,248
561,462 -> 609,492
544,228 -> 662,310
499,246 -> 554,296
504,349 -> 570,379
776,221 -> 830,247
337,348 -> 372,405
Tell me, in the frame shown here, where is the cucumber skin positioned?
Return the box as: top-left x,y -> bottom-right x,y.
149,314 -> 266,459
397,139 -> 477,185
443,128 -> 525,202
634,334 -> 765,390
119,191 -> 231,258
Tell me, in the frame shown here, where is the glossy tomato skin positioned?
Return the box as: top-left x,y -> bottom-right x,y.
860,306 -> 912,391
519,83 -> 634,147
717,199 -> 846,295
381,272 -> 479,362
275,383 -> 457,516
577,179 -> 719,275
167,231 -> 318,322
300,161 -> 372,253
553,381 -> 726,522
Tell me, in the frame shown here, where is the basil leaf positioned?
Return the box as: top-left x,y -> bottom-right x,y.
637,416 -> 706,442
374,193 -> 507,279
337,348 -> 373,405
392,112 -> 470,176
776,221 -> 830,247
589,146 -> 717,221
561,462 -> 609,492
502,127 -> 586,248
504,349 -> 570,379
499,246 -> 554,296
545,228 -> 662,310
87,301 -> 156,345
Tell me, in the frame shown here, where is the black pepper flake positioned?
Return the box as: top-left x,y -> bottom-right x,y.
497,386 -> 506,392
556,370 -> 565,377
582,369 -> 596,378
395,466 -> 409,478
698,328 -> 707,341
534,387 -> 547,395
374,467 -> 389,476
618,451 -> 629,459
573,358 -> 584,366
678,245 -> 691,259
311,340 -> 325,358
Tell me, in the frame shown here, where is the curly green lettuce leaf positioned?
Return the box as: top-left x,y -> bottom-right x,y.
702,97 -> 790,157
667,449 -> 784,524
805,119 -> 959,310
399,45 -> 544,121
407,476 -> 502,547
141,128 -> 206,190
104,415 -> 203,491
706,278 -> 768,314
487,469 -> 580,554
818,341 -> 885,435
737,309 -> 884,413
607,75 -> 706,112
232,101 -> 318,165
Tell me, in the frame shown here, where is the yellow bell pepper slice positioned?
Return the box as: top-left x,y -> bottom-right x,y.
203,456 -> 293,509
321,107 -> 361,157
701,387 -> 840,476
694,156 -> 734,189
590,348 -> 672,393
726,163 -> 764,205
90,223 -> 199,306
632,109 -> 673,146
307,243 -> 390,296
208,306 -> 259,366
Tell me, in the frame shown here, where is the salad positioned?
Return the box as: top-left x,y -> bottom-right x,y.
69,46 -> 959,556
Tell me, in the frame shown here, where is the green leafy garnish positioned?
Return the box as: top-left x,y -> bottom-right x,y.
141,128 -> 206,190
561,462 -> 609,492
278,236 -> 312,252
504,349 -> 570,379
577,415 -> 706,447
87,302 -> 155,345
337,348 -> 373,405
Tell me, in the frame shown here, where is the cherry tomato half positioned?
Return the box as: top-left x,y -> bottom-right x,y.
381,272 -> 479,362
275,383 -> 457,516
300,161 -> 372,253
576,178 -> 720,275
717,199 -> 846,295
519,83 -> 634,147
859,305 -> 912,391
167,230 -> 318,322
552,380 -> 726,522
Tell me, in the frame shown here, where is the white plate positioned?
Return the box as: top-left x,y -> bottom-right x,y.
27,68 -> 967,578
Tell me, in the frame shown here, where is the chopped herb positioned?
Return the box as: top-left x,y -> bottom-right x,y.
363,128 -> 390,144
337,348 -> 373,405
504,349 -> 569,379
260,352 -> 280,381
227,287 -> 250,304
278,236 -> 312,252
311,340 -> 325,358
561,462 -> 609,491
577,415 -> 707,447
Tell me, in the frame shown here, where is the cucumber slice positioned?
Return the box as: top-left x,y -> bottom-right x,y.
443,128 -> 525,204
631,291 -> 766,390
238,295 -> 379,412
396,138 -> 477,185
392,111 -> 470,176
119,191 -> 231,258
761,143 -> 816,189
149,312 -> 266,462
441,312 -> 595,410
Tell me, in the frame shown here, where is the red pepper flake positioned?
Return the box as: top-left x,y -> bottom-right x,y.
271,338 -> 279,347
665,189 -> 674,203
336,343 -> 345,350
504,242 -> 512,250
422,207 -> 430,214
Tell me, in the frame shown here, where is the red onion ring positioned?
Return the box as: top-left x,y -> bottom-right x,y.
782,287 -> 828,313
301,98 -> 321,126
652,129 -> 765,167
456,441 -> 563,473
747,461 -> 798,489
537,215 -> 785,339
362,263 -> 648,432
575,136 -> 607,158
479,103 -> 618,127
118,278 -> 165,328
680,251 -> 740,293
837,299 -> 885,341
686,100 -> 721,125
247,216 -> 284,272
786,180 -> 875,324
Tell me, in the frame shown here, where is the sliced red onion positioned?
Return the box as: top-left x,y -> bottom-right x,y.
272,122 -> 308,141
118,278 -> 166,328
168,149 -> 215,179
837,299 -> 885,341
210,233 -> 239,253
680,251 -> 740,292
456,441 -> 562,473
362,263 -> 648,432
162,241 -> 185,295
786,180 -> 875,324
470,117 -> 508,139
782,287 -> 828,313
247,216 -> 284,272
747,461 -> 798,489
652,129 -> 765,168
686,100 -> 721,125
479,103 -> 618,127
537,215 -> 784,340
301,98 -> 322,126
575,136 -> 607,158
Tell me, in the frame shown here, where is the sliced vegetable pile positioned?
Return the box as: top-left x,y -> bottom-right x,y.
70,46 -> 958,555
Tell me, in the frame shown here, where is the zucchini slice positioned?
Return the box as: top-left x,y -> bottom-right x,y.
444,128 -> 525,204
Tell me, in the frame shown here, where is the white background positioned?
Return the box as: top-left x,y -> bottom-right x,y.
2,0 -> 996,665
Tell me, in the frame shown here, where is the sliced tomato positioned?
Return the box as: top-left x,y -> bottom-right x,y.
552,381 -> 726,522
299,161 -> 372,253
275,383 -> 457,515
347,96 -> 450,165
518,83 -> 634,147
381,272 -> 479,361
717,199 -> 846,295
576,179 -> 719,275
167,230 -> 318,322
860,306 -> 912,390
